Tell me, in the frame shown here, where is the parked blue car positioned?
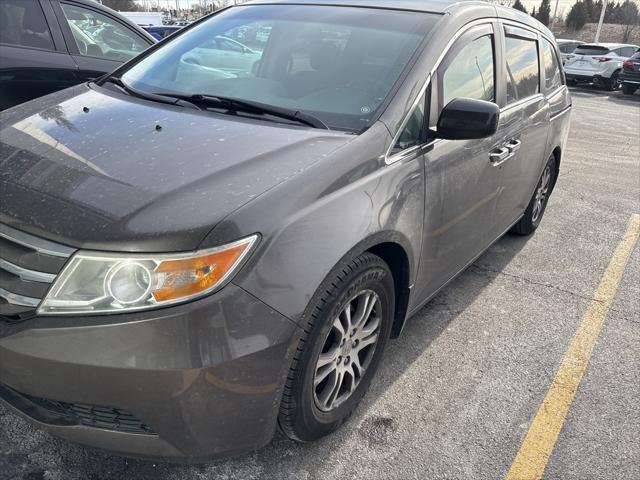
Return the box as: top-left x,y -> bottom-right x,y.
143,25 -> 182,41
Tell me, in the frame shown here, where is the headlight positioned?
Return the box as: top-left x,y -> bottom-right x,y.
38,235 -> 258,315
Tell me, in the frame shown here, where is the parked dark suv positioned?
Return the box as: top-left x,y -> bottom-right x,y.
0,0 -> 155,110
0,0 -> 571,461
620,50 -> 640,95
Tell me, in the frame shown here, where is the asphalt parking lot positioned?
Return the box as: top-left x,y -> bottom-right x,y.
1,86 -> 639,480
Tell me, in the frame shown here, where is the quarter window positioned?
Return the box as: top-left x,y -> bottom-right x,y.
0,0 -> 55,51
542,38 -> 562,92
393,93 -> 426,152
440,34 -> 495,108
505,35 -> 540,104
61,3 -> 148,61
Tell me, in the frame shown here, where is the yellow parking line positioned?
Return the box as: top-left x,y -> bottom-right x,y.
505,213 -> 640,480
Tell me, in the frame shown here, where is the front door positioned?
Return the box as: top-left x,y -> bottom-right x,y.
413,23 -> 508,302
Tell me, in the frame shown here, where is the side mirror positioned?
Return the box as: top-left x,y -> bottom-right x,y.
432,98 -> 500,140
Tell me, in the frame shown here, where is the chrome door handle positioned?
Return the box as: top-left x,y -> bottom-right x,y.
505,139 -> 522,152
489,147 -> 510,166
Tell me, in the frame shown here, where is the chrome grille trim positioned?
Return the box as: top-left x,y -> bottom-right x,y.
0,224 -> 75,258
0,224 -> 75,314
0,287 -> 40,307
0,258 -> 57,283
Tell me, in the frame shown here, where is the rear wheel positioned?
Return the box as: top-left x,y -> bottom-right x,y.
622,83 -> 638,95
511,156 -> 556,236
605,71 -> 621,91
279,253 -> 394,442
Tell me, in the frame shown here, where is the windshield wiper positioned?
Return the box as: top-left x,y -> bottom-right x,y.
100,77 -> 200,110
155,93 -> 330,130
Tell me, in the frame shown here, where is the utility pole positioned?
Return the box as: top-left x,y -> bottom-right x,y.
594,1 -> 607,43
550,0 -> 560,30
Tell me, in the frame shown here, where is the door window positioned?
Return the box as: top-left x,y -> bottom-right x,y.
505,35 -> 540,104
440,34 -> 495,109
542,38 -> 562,92
0,0 -> 55,51
61,3 -> 148,61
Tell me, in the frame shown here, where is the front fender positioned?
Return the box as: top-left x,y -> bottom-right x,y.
205,122 -> 425,324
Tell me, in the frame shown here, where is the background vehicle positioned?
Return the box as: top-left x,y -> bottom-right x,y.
564,42 -> 639,90
557,38 -> 585,65
118,11 -> 163,27
0,0 -> 570,461
0,0 -> 155,109
180,35 -> 262,77
620,49 -> 640,95
143,25 -> 182,41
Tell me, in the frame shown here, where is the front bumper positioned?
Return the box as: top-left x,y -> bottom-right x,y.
0,284 -> 300,461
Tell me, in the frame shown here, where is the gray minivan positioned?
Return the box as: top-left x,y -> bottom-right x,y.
0,0 -> 571,461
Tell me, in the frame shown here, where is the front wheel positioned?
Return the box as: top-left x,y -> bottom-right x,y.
279,253 -> 394,442
622,83 -> 638,95
511,156 -> 556,236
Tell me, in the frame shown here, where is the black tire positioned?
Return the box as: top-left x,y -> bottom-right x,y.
278,252 -> 394,442
605,71 -> 621,91
622,83 -> 638,95
511,155 -> 556,236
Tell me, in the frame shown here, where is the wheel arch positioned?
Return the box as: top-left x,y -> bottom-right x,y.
551,145 -> 562,191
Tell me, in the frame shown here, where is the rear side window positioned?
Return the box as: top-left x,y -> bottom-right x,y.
542,38 -> 562,92
574,45 -> 610,56
558,43 -> 580,54
0,0 -> 55,51
505,35 -> 539,104
619,46 -> 637,57
440,34 -> 495,108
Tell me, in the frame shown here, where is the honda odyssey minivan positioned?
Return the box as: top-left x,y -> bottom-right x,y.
0,0 -> 571,461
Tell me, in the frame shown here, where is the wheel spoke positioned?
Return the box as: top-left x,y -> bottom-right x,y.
342,303 -> 353,331
355,332 -> 378,353
316,347 -> 339,369
352,292 -> 376,330
326,370 -> 344,409
316,370 -> 338,408
332,315 -> 346,341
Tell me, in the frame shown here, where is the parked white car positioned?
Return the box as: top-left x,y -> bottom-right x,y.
557,39 -> 584,65
564,43 -> 639,90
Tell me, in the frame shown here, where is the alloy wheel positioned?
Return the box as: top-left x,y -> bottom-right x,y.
532,165 -> 552,224
313,290 -> 381,412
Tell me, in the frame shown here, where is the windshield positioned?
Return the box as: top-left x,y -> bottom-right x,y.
120,5 -> 440,131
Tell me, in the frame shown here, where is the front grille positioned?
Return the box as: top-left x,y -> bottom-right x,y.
5,386 -> 155,435
0,223 -> 75,318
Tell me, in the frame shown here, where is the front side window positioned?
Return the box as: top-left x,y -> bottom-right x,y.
505,35 -> 540,104
120,5 -> 441,132
542,38 -> 562,92
440,34 -> 495,108
0,0 -> 55,51
61,3 -> 148,61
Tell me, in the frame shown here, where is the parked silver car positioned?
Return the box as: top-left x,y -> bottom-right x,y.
564,42 -> 639,90
556,38 -> 584,65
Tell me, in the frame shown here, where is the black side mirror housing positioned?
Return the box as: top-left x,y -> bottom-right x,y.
432,98 -> 500,140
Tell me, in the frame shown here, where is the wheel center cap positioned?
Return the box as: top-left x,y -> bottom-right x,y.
341,340 -> 353,357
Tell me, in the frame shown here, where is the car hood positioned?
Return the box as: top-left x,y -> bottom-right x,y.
0,85 -> 352,252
